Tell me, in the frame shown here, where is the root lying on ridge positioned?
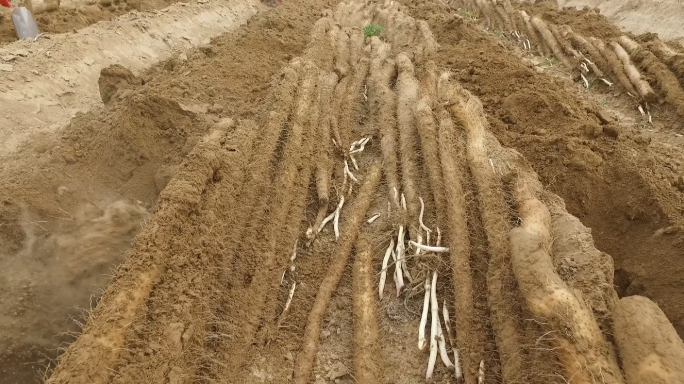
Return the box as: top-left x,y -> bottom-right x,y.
508,167 -> 625,384
46,125 -> 235,384
447,81 -> 529,384
293,162 -> 382,384
352,234 -> 384,384
436,74 -> 480,383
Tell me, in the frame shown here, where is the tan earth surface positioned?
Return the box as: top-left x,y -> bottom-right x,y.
2,0 -> 684,383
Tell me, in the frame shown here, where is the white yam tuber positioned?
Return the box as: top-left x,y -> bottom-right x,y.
478,360 -> 485,384
426,271 -> 439,381
443,300 -> 462,380
418,278 -> 430,350
379,239 -> 395,300
334,196 -> 345,240
366,213 -> 380,224
419,196 -> 432,234
282,281 -> 297,315
395,225 -> 406,296
409,241 -> 449,253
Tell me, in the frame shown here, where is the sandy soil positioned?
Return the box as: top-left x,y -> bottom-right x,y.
0,0 -> 193,45
0,0 -> 258,156
558,0 -> 684,43
2,0 -> 684,383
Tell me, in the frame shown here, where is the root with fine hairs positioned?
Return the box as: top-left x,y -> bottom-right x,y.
337,43 -> 370,149
549,202 -> 618,333
648,39 -> 684,82
369,36 -> 400,207
520,11 -> 547,56
46,127 -> 232,384
611,41 -> 657,102
437,73 -> 480,383
613,295 -> 684,384
619,35 -> 684,116
501,0 -> 524,34
415,63 -> 448,229
294,163 -> 383,384
475,0 -> 501,30
311,72 -> 340,237
492,0 -> 513,32
396,52 -> 423,230
352,234 -> 384,384
560,25 -> 606,77
549,23 -> 581,63
509,166 -> 625,384
217,61 -> 321,379
530,16 -> 572,67
590,37 -> 639,96
448,82 -> 529,384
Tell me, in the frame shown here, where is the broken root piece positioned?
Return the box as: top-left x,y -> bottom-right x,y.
418,277 -> 430,350
334,196 -> 345,240
379,239 -> 395,300
395,225 -> 406,296
409,241 -> 449,253
366,213 -> 380,224
426,271 -> 439,381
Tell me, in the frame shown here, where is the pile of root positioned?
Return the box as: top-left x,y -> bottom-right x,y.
46,1 -> 684,383
453,0 -> 684,121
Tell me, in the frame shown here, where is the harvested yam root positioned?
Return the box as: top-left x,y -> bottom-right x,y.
369,37 -> 400,206
611,41 -> 657,102
590,37 -> 639,96
492,0 -> 513,32
352,235 -> 384,384
619,36 -> 684,116
450,82 -> 528,384
648,39 -> 684,84
549,204 -> 618,334
310,72 -> 339,238
396,52 -> 422,227
549,23 -> 581,63
561,25 -> 606,78
530,16 -> 571,66
509,170 -> 625,384
520,10 -> 547,56
294,163 -> 382,384
46,126 -> 232,384
437,73 -> 481,382
613,295 -> 684,384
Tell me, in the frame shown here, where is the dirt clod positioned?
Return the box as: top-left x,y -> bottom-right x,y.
98,64 -> 142,105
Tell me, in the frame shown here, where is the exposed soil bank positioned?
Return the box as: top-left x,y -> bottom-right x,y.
0,0 -> 259,156
558,0 -> 684,43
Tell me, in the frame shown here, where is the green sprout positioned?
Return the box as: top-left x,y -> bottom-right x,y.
457,8 -> 474,19
364,24 -> 385,37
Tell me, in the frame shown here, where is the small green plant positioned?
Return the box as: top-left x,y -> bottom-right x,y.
457,8 -> 474,19
636,118 -> 647,130
598,99 -> 608,106
364,24 -> 385,37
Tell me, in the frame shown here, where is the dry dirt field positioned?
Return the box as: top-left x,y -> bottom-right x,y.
2,0 -> 684,383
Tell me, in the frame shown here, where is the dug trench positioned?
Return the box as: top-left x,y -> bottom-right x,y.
2,0 -> 684,384
402,0 -> 684,338
0,0 -> 190,46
